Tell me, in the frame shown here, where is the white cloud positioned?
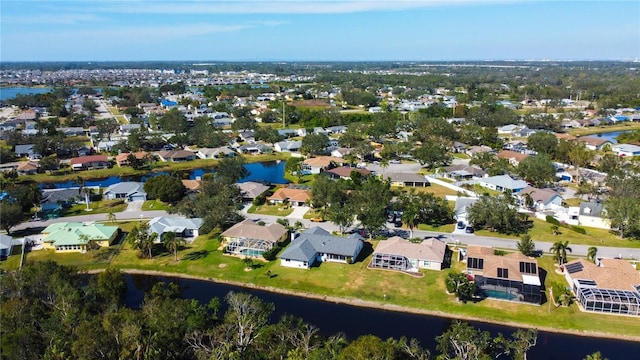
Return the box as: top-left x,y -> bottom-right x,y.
92,0 -> 523,15
1,13 -> 106,25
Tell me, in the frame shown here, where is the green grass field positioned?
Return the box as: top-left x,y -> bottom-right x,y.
142,199 -> 172,211
4,231 -> 639,339
248,204 -> 294,217
63,199 -> 128,216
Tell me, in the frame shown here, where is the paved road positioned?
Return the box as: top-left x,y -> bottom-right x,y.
242,211 -> 640,261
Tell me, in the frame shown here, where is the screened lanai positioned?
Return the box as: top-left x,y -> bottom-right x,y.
225,237 -> 274,257
474,275 -> 542,304
575,286 -> 640,316
370,253 -> 415,272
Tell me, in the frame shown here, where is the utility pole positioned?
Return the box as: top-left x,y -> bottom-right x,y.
282,101 -> 286,129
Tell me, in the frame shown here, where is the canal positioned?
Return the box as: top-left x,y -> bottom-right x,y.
126,274 -> 640,360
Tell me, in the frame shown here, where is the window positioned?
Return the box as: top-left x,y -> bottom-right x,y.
468,257 -> 484,270
497,268 -> 509,278
519,262 -> 537,275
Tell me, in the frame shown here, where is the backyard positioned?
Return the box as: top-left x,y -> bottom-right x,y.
3,229 -> 640,339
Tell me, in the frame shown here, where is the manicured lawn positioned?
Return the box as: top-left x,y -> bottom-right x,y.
6,230 -> 640,338
568,122 -> 640,137
407,183 -> 459,198
248,204 -> 293,217
416,223 -> 456,233
142,199 -> 171,211
62,199 -> 128,216
562,198 -> 582,207
474,217 -> 640,249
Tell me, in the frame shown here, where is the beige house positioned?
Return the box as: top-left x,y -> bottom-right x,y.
267,186 -> 311,206
578,201 -> 610,230
370,236 -> 448,273
221,219 -> 288,257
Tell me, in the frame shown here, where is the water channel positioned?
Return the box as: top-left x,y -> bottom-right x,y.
126,274 -> 640,360
40,160 -> 289,189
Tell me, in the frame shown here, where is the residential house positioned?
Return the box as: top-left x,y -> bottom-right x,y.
302,156 -> 344,174
331,147 -> 353,158
554,133 -> 577,142
235,181 -> 270,202
238,130 -> 255,142
454,197 -> 479,224
465,145 -> 494,157
70,155 -> 108,171
278,128 -> 307,138
181,179 -> 202,193
267,186 -> 311,206
497,124 -> 519,136
221,219 -> 288,257
325,126 -> 347,135
0,234 -> 15,259
478,175 -> 528,193
196,147 -> 235,159
279,227 -> 364,269
611,143 -> 640,157
237,143 -> 271,155
562,259 -> 640,316
104,182 -> 147,202
16,161 -> 38,175
147,216 -> 204,243
274,140 -> 302,153
576,136 -> 612,151
578,201 -> 610,230
441,164 -> 487,181
119,123 -> 141,136
115,151 -> 149,167
465,245 -> 542,304
14,144 -> 36,158
384,173 -> 429,187
42,222 -> 119,252
497,150 -> 529,167
517,186 -> 563,211
370,236 -> 448,273
157,150 -> 197,162
324,166 -> 371,180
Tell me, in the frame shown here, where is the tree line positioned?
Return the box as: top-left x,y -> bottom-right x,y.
0,261 -> 558,360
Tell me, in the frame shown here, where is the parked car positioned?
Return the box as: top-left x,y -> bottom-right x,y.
310,217 -> 325,222
465,226 -> 474,234
457,221 -> 465,229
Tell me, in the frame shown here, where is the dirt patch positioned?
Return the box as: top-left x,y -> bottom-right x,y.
290,99 -> 331,108
218,263 -> 227,268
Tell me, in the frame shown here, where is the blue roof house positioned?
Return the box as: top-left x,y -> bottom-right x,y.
279,227 -> 364,269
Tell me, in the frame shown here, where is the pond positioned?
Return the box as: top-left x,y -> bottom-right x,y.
40,160 -> 288,189
588,130 -> 634,144
126,274 -> 640,360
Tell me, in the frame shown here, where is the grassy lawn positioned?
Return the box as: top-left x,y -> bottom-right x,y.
452,153 -> 470,159
7,233 -> 639,338
562,198 -> 582,207
406,184 -> 459,198
416,223 -> 456,233
474,217 -> 640,249
248,204 -> 293,217
142,199 -> 172,211
62,199 -> 128,216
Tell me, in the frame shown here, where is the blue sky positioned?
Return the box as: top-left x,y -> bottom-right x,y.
1,0 -> 639,62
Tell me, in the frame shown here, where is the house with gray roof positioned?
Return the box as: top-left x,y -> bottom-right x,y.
274,140 -> 302,153
103,182 -> 147,202
384,172 -> 429,187
148,216 -> 204,243
235,181 -> 270,202
442,164 -> 486,181
478,175 -> 528,193
370,236 -> 449,273
454,197 -> 479,223
279,227 -> 364,269
578,201 -> 610,230
14,144 -> 36,158
517,186 -> 563,210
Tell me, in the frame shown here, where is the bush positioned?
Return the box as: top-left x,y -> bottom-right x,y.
262,245 -> 282,261
546,215 -> 560,225
253,193 -> 267,206
570,225 -> 587,234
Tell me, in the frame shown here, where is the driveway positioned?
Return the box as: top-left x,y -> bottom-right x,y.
125,200 -> 144,212
287,206 -> 310,219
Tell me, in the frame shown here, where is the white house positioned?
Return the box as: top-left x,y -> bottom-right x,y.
478,175 -> 528,193
370,236 -> 448,272
611,143 -> 640,157
279,227 -> 364,269
103,182 -> 147,202
517,186 -> 563,211
274,140 -> 302,153
147,216 -> 204,243
578,201 -> 610,230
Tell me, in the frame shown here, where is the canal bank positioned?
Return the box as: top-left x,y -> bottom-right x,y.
86,268 -> 640,344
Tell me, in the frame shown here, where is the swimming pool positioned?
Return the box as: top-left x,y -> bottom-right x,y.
482,289 -> 518,301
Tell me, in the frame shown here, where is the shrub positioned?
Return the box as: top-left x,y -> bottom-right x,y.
493,249 -> 507,256
546,215 -> 560,225
570,225 -> 587,234
253,193 -> 267,206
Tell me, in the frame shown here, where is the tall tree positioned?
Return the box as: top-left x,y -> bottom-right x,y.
300,133 -> 329,156
350,177 -> 392,238
549,240 -> 572,265
126,222 -> 155,259
587,246 -> 598,263
0,202 -> 24,235
162,231 -> 185,262
517,154 -> 556,188
224,291 -> 275,352
517,234 -> 536,257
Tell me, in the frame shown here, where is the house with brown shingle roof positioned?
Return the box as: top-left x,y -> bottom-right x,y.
302,156 -> 344,174
70,155 -> 108,171
563,258 -> 640,316
221,219 -> 288,258
324,166 -> 371,180
16,161 -> 38,175
181,179 -> 201,193
115,151 -> 149,167
465,245 -> 542,304
517,186 -> 563,210
267,186 -> 311,206
497,150 -> 529,166
370,236 -> 449,273
575,136 -> 612,151
554,132 -> 576,141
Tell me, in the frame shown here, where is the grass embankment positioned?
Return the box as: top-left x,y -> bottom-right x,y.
4,233 -> 640,340
568,122 -> 640,137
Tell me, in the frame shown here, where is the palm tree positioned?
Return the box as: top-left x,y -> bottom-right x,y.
77,176 -> 91,211
587,246 -> 598,263
401,204 -> 419,239
162,232 -> 184,262
521,192 -> 534,209
126,223 -> 155,259
107,211 -> 116,224
550,240 -> 572,265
